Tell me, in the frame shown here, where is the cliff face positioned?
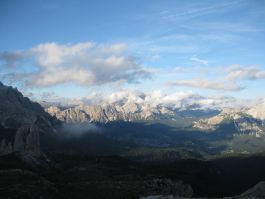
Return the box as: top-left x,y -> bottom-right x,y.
0,82 -> 56,158
13,121 -> 41,157
0,82 -> 52,126
47,106 -> 90,123
0,139 -> 13,155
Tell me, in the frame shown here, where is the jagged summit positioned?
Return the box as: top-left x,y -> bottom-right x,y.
193,110 -> 265,137
0,82 -> 53,126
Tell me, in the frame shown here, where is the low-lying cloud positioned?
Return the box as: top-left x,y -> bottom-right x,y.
82,89 -> 237,109
59,123 -> 101,138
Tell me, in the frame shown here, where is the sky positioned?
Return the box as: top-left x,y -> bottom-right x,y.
0,0 -> 265,102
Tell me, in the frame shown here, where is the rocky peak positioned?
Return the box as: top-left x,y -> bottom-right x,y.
45,102 -> 179,123
0,82 -> 57,165
0,82 -> 54,126
193,110 -> 265,137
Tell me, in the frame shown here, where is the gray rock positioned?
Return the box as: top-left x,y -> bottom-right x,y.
140,181 -> 265,199
142,178 -> 193,198
0,82 -> 56,126
0,139 -> 13,155
13,125 -> 40,157
237,181 -> 265,198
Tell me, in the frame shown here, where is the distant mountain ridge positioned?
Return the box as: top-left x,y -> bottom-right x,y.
1,82 -> 265,157
44,94 -> 265,138
41,90 -> 265,124
193,110 -> 265,137
44,91 -> 225,123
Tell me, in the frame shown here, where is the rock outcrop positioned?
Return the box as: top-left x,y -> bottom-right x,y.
140,181 -> 265,199
193,110 -> 265,137
0,82 -> 57,166
238,181 -> 265,198
13,122 -> 41,157
0,82 -> 53,125
47,106 -> 90,123
0,115 -> 55,169
0,139 -> 13,155
142,178 -> 193,197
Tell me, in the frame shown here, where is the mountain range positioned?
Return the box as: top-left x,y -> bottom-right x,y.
1,81 -> 265,158
44,93 -> 265,137
1,82 -> 265,198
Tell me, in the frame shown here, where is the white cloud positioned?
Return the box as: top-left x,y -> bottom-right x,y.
29,67 -> 95,87
169,78 -> 243,91
168,64 -> 265,92
83,89 -> 195,107
80,89 -> 236,110
31,42 -> 94,68
0,42 -> 152,88
190,55 -> 208,65
226,65 -> 265,80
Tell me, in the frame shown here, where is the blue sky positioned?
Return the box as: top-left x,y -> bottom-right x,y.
0,0 -> 265,101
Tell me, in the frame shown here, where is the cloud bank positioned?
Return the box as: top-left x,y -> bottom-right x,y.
1,42 -> 264,93
168,64 -> 265,92
82,89 -> 237,110
0,42 -> 152,88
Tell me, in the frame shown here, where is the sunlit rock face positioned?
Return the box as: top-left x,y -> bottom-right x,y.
45,102 -> 182,123
245,98 -> 265,127
193,110 -> 265,137
43,90 -> 225,123
46,100 -> 265,138
47,106 -> 90,123
193,114 -> 225,131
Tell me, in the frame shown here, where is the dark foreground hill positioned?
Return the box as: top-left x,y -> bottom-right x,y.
1,153 -> 265,199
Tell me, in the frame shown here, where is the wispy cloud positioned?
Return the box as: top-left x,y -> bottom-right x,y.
167,64 -> 265,92
160,0 -> 244,21
226,65 -> 265,80
169,78 -> 243,91
190,55 -> 208,65
0,51 -> 24,68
